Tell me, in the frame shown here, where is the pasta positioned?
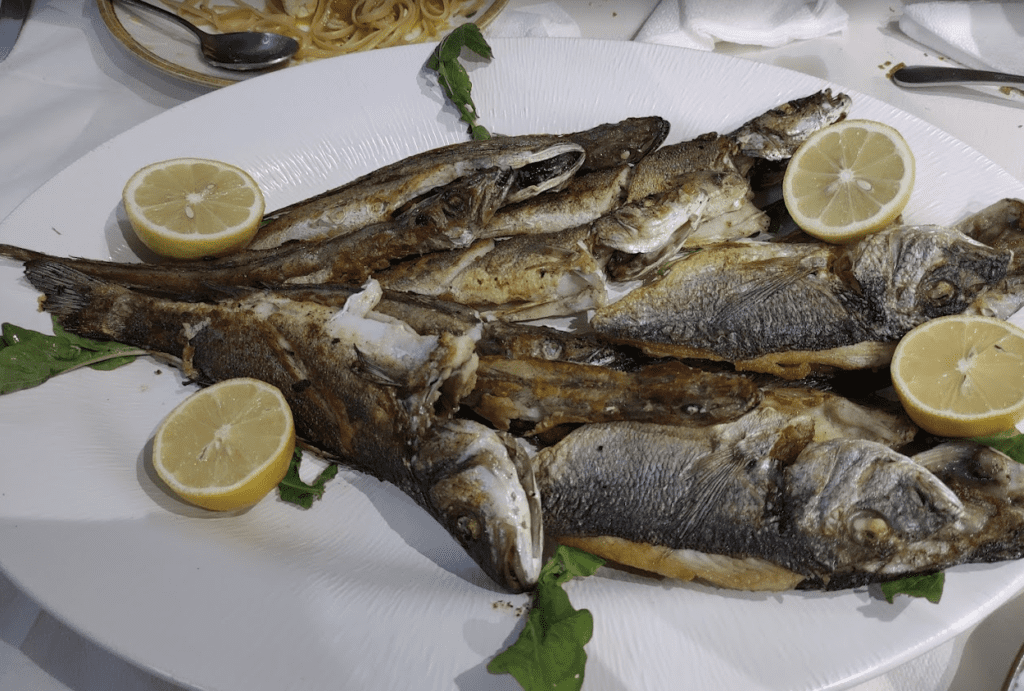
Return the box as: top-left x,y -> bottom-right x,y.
161,0 -> 490,62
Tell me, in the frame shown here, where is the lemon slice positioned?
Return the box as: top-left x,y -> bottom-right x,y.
123,157 -> 265,260
152,378 -> 296,511
782,119 -> 915,243
891,315 -> 1024,437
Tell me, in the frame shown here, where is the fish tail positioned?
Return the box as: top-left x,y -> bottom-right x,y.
22,259 -> 112,322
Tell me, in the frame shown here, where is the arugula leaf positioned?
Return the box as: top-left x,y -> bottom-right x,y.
881,572 -> 944,604
427,23 -> 492,140
488,545 -> 605,691
0,318 -> 142,395
277,449 -> 339,509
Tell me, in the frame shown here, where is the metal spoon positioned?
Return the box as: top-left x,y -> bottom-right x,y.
892,65 -> 1024,89
114,0 -> 299,71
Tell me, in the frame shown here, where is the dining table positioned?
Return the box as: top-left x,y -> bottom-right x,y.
2,1 -> 1024,690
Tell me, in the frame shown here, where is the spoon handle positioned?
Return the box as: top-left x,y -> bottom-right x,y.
112,0 -> 208,40
892,65 -> 1024,88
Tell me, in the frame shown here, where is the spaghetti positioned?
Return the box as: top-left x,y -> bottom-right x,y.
161,0 -> 490,62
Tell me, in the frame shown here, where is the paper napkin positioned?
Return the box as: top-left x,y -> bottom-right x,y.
635,0 -> 848,51
484,2 -> 581,38
899,2 -> 1024,75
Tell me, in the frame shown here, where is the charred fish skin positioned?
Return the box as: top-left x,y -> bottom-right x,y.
957,198 -> 1024,319
591,225 -> 1012,377
464,356 -> 763,437
23,261 -> 544,593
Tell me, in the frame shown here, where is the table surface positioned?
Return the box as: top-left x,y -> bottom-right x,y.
2,1 -> 1024,690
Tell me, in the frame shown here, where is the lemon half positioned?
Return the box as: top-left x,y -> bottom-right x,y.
783,119 -> 915,243
891,315 -> 1024,437
152,378 -> 295,511
123,157 -> 265,260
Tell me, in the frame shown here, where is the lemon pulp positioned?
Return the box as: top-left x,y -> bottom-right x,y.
122,157 -> 265,260
152,378 -> 295,511
783,119 -> 915,243
891,315 -> 1024,437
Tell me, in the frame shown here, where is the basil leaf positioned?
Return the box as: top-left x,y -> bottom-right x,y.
488,545 -> 604,691
277,449 -> 339,509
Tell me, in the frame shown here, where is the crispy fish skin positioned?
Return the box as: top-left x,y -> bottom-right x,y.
592,225 -> 1012,378
464,355 -> 763,435
250,117 -> 669,250
534,408 -> 1024,592
23,262 -> 543,592
0,167 -> 515,302
375,225 -> 610,321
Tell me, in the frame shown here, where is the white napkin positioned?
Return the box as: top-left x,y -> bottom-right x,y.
484,2 -> 580,38
899,2 -> 1024,75
635,0 -> 848,51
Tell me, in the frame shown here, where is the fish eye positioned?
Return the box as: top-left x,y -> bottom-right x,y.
850,510 -> 892,545
456,514 -> 482,542
923,279 -> 956,305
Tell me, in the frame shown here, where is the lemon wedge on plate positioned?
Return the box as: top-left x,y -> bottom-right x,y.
152,378 -> 295,511
122,157 -> 265,260
891,315 -> 1024,437
783,119 -> 915,243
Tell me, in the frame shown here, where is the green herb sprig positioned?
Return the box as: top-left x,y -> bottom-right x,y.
488,545 -> 605,691
0,318 -> 142,395
427,23 -> 492,140
277,449 -> 339,509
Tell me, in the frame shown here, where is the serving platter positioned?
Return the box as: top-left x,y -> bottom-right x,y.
1,38 -> 1024,691
96,0 -> 509,88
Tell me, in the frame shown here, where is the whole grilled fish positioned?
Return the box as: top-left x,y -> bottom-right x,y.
22,262 -> 542,592
592,224 -> 1012,378
0,167 -> 516,302
250,117 -> 670,249
534,409 -> 1024,591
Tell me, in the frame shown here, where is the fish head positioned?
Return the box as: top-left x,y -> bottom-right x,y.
397,167 -> 516,247
784,439 -> 965,576
412,420 -> 543,593
851,225 -> 1011,331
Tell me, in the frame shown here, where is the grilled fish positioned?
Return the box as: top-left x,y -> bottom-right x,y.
0,167 -> 516,301
592,224 -> 1012,378
534,409 -> 1024,592
250,117 -> 669,249
957,198 -> 1024,319
464,356 -> 763,437
728,89 -> 852,161
21,262 -> 542,592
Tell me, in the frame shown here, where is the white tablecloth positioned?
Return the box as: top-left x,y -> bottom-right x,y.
2,1 -> 1024,690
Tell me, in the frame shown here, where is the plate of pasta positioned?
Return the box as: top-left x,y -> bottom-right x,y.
96,0 -> 508,88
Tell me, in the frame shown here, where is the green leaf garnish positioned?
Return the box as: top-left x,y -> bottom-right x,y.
1,318 -> 142,395
277,449 -> 339,509
427,23 -> 492,140
972,428 -> 1024,463
488,545 -> 605,691
881,572 -> 944,604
